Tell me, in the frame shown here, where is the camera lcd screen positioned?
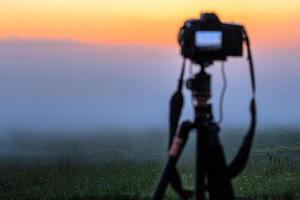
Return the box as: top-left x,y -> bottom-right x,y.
195,31 -> 222,50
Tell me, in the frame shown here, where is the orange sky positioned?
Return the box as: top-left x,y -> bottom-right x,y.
0,0 -> 299,47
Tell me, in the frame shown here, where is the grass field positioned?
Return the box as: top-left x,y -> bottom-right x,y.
0,128 -> 299,200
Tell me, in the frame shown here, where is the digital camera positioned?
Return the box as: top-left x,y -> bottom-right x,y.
178,13 -> 244,65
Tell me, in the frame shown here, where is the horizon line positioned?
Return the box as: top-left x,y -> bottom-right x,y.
0,37 -> 299,50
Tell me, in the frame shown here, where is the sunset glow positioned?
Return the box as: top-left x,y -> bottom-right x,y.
0,0 -> 299,47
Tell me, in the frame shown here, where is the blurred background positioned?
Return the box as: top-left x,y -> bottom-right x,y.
0,1 -> 299,199
0,0 -> 299,132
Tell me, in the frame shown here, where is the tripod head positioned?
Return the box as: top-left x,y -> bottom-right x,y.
187,65 -> 211,103
187,66 -> 213,123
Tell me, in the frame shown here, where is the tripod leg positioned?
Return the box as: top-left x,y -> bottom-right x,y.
169,169 -> 193,199
205,123 -> 234,200
195,127 -> 207,200
169,107 -> 192,199
152,121 -> 193,200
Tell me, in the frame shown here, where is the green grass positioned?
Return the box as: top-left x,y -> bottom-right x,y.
0,129 -> 299,199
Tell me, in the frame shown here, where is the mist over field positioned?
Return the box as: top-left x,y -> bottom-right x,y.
0,39 -> 299,133
0,39 -> 299,200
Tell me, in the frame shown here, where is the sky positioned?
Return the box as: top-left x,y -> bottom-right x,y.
0,1 -> 299,132
0,0 -> 299,47
0,40 -> 299,132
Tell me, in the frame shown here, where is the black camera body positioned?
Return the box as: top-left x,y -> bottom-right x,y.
178,13 -> 244,65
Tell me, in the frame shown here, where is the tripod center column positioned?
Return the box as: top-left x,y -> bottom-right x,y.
187,66 -> 214,200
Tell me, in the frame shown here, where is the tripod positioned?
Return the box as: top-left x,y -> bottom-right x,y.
152,64 -> 235,200
152,27 -> 256,200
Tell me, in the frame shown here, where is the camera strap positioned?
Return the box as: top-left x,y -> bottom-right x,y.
244,29 -> 256,94
227,28 -> 257,178
168,59 -> 194,197
169,59 -> 185,148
